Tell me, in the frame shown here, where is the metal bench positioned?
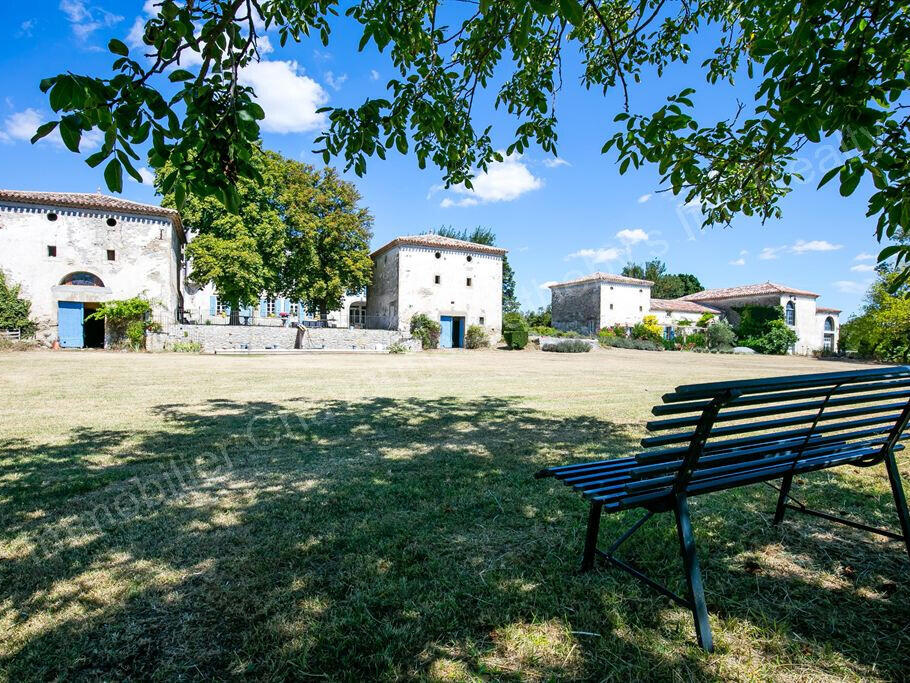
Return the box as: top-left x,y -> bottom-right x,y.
536,366 -> 910,651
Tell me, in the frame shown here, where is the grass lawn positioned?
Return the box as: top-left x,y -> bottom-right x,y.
1,347 -> 908,681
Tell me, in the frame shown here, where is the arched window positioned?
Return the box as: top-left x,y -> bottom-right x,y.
823,316 -> 836,352
60,272 -> 104,287
824,316 -> 835,332
785,301 -> 796,326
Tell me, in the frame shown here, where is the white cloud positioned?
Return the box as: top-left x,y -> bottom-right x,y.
791,239 -> 843,253
370,69 -> 380,81
616,228 -> 649,246
130,166 -> 155,185
637,193 -> 651,204
0,108 -> 101,150
60,0 -> 123,41
238,60 -> 329,133
850,263 -> 875,272
566,247 -> 622,263
126,16 -> 145,47
143,0 -> 159,15
729,257 -> 746,266
543,157 -> 570,168
854,252 -> 874,261
324,71 -> 348,91
18,19 -> 36,37
441,153 -> 543,206
759,246 -> 784,260
833,280 -> 869,294
539,281 -> 559,289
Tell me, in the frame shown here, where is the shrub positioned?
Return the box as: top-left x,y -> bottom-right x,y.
502,311 -> 529,349
170,341 -> 202,353
88,296 -> 154,350
745,319 -> 798,354
409,313 -> 441,349
706,320 -> 737,349
388,341 -> 409,354
530,325 -> 560,337
464,324 -> 489,349
542,339 -> 592,353
733,304 -> 783,338
632,339 -> 664,351
696,312 -> 716,327
0,271 -> 36,337
661,338 -> 678,351
630,321 -> 662,344
686,332 -> 707,348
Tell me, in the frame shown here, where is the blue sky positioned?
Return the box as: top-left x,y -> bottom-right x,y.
0,2 -> 889,316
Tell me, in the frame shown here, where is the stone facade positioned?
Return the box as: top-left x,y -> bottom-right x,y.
150,323 -> 419,352
367,234 -> 506,345
549,274 -> 841,355
0,190 -> 183,347
550,272 -> 653,334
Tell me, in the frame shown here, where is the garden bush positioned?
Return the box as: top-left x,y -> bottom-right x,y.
542,339 -> 592,353
502,312 -> 529,349
706,320 -> 737,349
630,321 -> 662,344
686,332 -> 707,348
742,319 -> 799,354
388,341 -> 409,354
0,271 -> 36,337
170,341 -> 202,353
464,324 -> 489,349
409,313 -> 441,349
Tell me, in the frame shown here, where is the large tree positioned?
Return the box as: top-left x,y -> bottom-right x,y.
435,226 -> 519,312
622,259 -> 702,298
165,147 -> 373,319
34,1 -> 910,285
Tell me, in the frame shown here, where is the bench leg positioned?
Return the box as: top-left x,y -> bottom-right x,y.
581,502 -> 603,572
884,452 -> 910,563
674,494 -> 713,652
773,473 -> 794,526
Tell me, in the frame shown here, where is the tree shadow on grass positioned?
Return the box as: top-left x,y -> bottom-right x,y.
0,396 -> 908,680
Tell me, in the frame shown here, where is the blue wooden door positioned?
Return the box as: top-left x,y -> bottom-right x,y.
439,316 -> 453,348
58,301 -> 84,348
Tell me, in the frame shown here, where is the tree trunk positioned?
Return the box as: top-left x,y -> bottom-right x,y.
319,302 -> 328,327
229,302 -> 240,326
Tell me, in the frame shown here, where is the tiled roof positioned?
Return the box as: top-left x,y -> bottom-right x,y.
548,272 -> 653,288
0,189 -> 185,242
681,281 -> 819,301
649,298 -> 721,314
371,233 -> 508,258
816,306 -> 842,314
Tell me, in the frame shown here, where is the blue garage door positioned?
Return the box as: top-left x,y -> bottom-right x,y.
58,301 -> 84,348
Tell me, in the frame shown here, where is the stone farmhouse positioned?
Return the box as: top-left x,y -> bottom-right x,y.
0,190 -> 506,350
550,272 -> 840,354
367,234 -> 507,347
0,190 -> 184,348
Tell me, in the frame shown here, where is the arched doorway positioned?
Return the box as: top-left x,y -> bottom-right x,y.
57,272 -> 107,348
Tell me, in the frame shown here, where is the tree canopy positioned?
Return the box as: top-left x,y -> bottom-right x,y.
435,226 -> 519,312
166,147 -> 373,318
34,0 -> 910,284
621,259 -> 702,298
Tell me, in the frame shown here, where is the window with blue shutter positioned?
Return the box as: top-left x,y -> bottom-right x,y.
209,296 -> 217,315
260,298 -> 267,317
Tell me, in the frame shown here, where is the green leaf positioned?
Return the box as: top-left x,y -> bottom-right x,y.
108,39 -> 129,56
839,166 -> 862,197
558,0 -> 584,25
58,118 -> 82,153
816,165 -> 842,189
85,151 -> 108,168
169,69 -> 194,82
104,158 -> 123,193
750,39 -> 777,57
30,121 -> 58,144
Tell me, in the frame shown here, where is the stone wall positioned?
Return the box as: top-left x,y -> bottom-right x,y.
551,281 -> 601,334
149,323 -> 420,352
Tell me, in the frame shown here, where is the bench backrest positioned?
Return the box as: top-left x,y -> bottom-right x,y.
588,366 -> 910,512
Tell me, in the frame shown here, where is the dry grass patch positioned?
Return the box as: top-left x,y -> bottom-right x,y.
0,349 -> 907,680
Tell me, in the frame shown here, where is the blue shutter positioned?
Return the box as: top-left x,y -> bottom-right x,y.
283,298 -> 290,314
275,297 -> 284,315
260,298 -> 267,317
209,296 -> 217,315
240,305 -> 252,317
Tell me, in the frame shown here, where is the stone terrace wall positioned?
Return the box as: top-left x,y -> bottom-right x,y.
149,324 -> 420,352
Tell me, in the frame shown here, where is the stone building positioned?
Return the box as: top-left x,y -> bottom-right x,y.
367,234 -> 506,347
550,272 -> 654,335
0,189 -> 184,347
681,283 -> 841,355
550,273 -> 840,354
